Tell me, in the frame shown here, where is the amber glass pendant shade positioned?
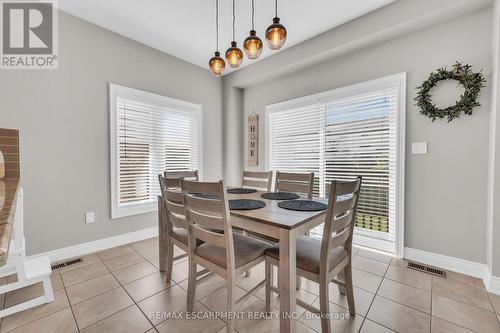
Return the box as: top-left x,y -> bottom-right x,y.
225,41 -> 243,68
209,51 -> 225,77
265,17 -> 287,50
243,30 -> 263,59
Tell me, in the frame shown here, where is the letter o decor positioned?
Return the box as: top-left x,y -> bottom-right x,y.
415,62 -> 486,122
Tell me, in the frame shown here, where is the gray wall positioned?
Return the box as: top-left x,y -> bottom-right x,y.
234,8 -> 493,263
0,12 -> 223,255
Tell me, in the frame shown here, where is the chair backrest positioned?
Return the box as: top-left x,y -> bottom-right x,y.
320,177 -> 362,273
180,179 -> 235,271
241,171 -> 273,191
158,175 -> 186,230
275,171 -> 315,198
165,170 -> 199,181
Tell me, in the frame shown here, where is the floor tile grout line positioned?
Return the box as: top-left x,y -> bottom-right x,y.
432,291 -> 498,314
430,315 -> 482,333
0,273 -> 81,333
382,275 -> 431,292
63,251 -> 155,331
485,292 -> 500,328
104,258 -> 171,330
358,255 -> 392,333
61,273 -> 82,333
0,245 -> 148,333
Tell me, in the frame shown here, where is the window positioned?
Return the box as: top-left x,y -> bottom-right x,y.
110,84 -> 202,218
266,74 -> 405,254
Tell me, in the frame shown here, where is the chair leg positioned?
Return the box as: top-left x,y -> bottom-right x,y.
226,279 -> 236,333
265,259 -> 272,313
242,230 -> 251,277
42,276 -> 54,303
337,269 -> 346,295
296,277 -> 301,290
165,242 -> 174,282
344,263 -> 356,316
187,260 -> 197,312
319,275 -> 331,333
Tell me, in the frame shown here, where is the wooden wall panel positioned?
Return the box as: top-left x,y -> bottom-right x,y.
0,129 -> 20,179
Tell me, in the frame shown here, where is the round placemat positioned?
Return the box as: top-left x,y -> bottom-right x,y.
278,200 -> 327,211
261,192 -> 300,200
227,188 -> 258,194
229,199 -> 266,210
192,193 -> 220,200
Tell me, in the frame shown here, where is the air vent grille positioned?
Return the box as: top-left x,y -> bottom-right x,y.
407,261 -> 446,277
51,258 -> 83,271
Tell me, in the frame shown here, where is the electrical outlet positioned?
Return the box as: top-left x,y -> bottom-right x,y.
412,142 -> 428,155
85,212 -> 95,224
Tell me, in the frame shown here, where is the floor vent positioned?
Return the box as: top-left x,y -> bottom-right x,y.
407,261 -> 446,277
51,258 -> 83,270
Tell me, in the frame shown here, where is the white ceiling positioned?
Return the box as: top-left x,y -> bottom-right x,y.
58,0 -> 395,75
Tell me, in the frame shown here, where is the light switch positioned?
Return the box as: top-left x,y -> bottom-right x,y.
85,212 -> 95,224
412,142 -> 428,154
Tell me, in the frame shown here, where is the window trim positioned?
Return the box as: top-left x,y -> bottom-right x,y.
265,73 -> 406,257
109,83 -> 203,219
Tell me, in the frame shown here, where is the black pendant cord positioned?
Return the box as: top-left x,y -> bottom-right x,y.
232,0 -> 236,41
251,0 -> 255,30
275,0 -> 278,18
216,0 -> 219,52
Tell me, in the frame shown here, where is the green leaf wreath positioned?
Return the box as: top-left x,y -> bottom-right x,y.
415,62 -> 486,122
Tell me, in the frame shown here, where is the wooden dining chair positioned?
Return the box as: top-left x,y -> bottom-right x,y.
165,170 -> 199,181
158,175 -> 207,282
265,177 -> 362,333
240,170 -> 274,277
275,171 -> 314,198
241,171 -> 273,191
181,179 -> 270,333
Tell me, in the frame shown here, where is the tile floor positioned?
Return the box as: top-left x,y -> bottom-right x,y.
0,238 -> 499,333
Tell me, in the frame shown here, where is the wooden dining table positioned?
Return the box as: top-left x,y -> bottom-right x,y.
158,190 -> 328,333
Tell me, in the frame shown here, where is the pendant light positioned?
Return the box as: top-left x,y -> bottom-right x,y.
225,0 -> 243,68
243,0 -> 263,59
209,0 -> 225,76
265,0 -> 287,50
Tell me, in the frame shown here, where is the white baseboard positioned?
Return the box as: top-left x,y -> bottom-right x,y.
27,232 -> 500,295
404,247 -> 500,295
29,226 -> 158,263
485,273 -> 500,296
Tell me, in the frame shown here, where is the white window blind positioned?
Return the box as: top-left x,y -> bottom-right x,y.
110,84 -> 202,218
325,89 -> 398,244
268,103 -> 325,196
266,75 -> 404,253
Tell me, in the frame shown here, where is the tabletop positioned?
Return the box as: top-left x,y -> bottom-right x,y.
228,190 -> 328,230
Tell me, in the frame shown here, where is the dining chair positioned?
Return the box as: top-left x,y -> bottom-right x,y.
181,179 -> 270,333
165,170 -> 199,181
274,171 -> 315,289
265,177 -> 362,333
275,171 -> 314,198
241,171 -> 273,191
240,170 -> 273,277
158,175 -> 207,282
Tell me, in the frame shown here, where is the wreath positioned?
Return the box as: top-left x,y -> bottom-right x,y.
415,62 -> 486,122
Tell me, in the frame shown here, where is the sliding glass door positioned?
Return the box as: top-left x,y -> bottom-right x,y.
265,74 -> 405,255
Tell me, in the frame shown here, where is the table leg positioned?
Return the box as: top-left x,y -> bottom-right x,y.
158,197 -> 166,272
279,228 -> 297,333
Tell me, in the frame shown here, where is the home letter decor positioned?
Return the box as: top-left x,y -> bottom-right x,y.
248,112 -> 259,166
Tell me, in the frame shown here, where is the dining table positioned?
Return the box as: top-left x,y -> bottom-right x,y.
158,189 -> 328,333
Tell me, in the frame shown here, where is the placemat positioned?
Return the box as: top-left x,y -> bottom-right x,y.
229,199 -> 266,210
261,192 -> 300,200
278,200 -> 327,211
192,193 -> 220,200
227,188 -> 258,194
